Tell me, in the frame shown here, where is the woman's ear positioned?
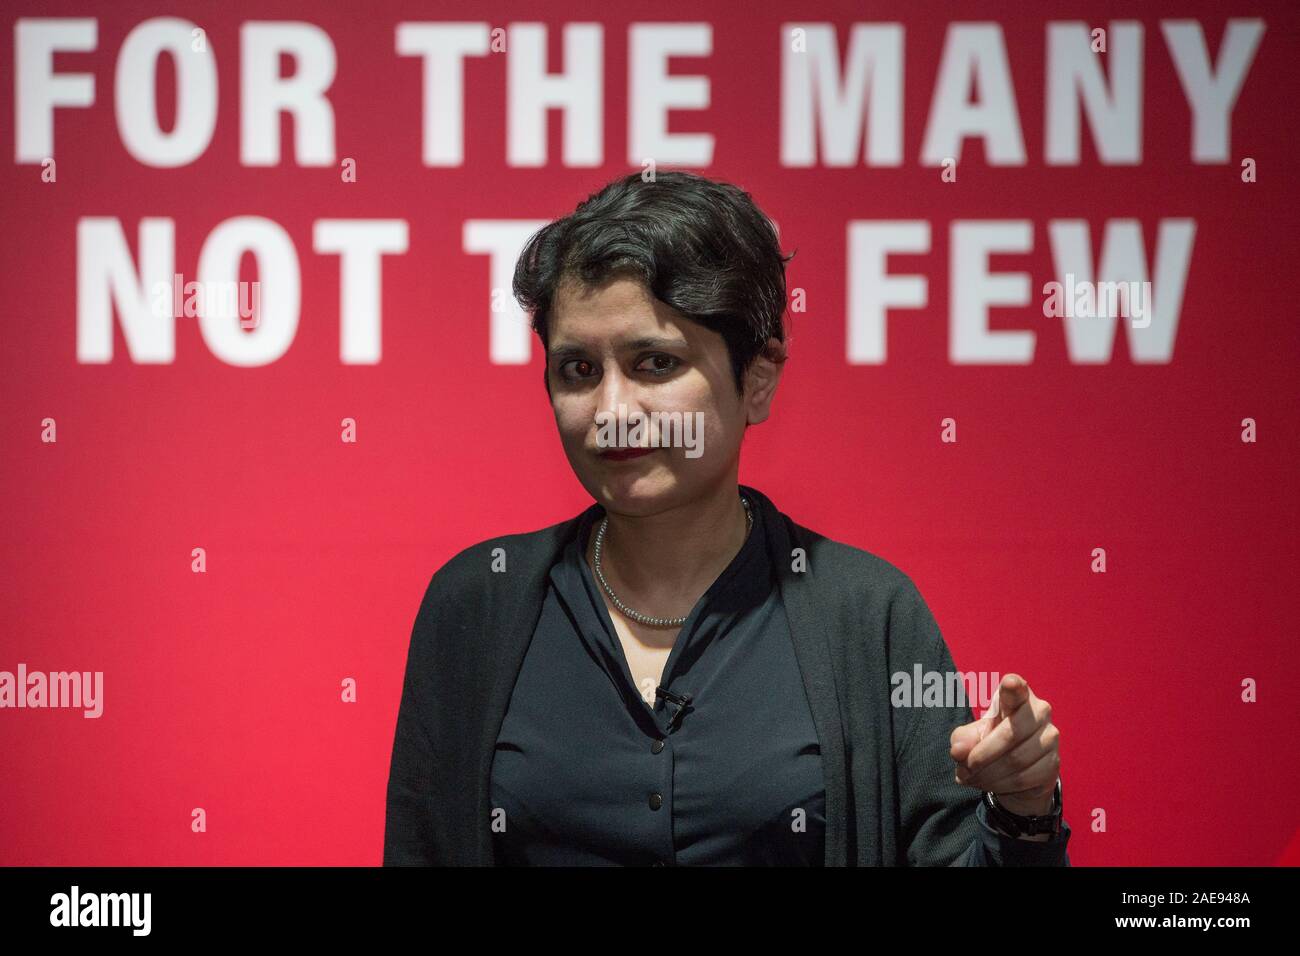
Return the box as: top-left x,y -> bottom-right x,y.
743,337 -> 787,425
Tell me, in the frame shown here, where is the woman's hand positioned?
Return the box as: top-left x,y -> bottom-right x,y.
949,673 -> 1060,818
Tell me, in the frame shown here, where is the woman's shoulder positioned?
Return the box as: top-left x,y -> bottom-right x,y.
778,509 -> 926,605
778,513 -> 948,662
415,509 -> 588,609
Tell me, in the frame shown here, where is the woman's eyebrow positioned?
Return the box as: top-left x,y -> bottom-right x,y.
548,336 -> 689,360
622,336 -> 689,351
547,344 -> 588,362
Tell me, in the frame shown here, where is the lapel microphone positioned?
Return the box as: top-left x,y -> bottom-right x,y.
655,687 -> 694,731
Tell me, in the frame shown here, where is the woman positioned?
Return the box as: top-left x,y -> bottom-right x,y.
384,171 -> 1070,866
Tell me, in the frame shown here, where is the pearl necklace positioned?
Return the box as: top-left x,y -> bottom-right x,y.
592,495 -> 752,627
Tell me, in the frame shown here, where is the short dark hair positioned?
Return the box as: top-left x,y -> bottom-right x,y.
513,170 -> 793,396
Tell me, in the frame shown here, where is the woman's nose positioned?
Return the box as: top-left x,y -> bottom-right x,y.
596,366 -> 644,418
593,367 -> 656,444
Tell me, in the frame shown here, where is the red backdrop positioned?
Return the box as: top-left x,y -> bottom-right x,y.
1,0 -> 1296,865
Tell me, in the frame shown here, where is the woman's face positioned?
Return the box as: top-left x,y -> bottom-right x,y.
545,274 -> 780,516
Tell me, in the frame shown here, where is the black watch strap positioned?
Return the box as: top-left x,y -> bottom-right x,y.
983,777 -> 1062,837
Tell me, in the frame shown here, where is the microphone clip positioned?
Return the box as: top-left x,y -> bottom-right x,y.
654,686 -> 693,732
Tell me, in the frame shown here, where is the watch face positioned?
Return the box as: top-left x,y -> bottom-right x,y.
987,785 -> 1063,836
983,794 -> 1022,836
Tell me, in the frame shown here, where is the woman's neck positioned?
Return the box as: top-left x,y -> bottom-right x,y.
585,483 -> 751,618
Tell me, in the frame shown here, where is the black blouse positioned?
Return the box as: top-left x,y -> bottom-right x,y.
489,494 -> 826,865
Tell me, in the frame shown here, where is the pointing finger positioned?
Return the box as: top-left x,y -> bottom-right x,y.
966,688 -> 1046,773
996,674 -> 1030,719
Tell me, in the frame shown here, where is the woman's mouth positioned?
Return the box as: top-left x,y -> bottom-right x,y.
599,447 -> 658,462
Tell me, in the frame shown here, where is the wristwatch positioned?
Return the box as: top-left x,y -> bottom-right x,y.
983,777 -> 1062,837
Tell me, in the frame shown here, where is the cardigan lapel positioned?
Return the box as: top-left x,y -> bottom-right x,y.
473,513 -> 587,864
742,485 -> 851,866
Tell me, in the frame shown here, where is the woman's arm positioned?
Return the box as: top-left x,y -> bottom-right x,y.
383,572 -> 447,865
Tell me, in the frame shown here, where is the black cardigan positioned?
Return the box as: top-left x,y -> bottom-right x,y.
384,484 -> 1071,866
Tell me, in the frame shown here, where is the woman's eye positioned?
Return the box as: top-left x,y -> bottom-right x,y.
559,359 -> 596,381
636,354 -> 680,375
